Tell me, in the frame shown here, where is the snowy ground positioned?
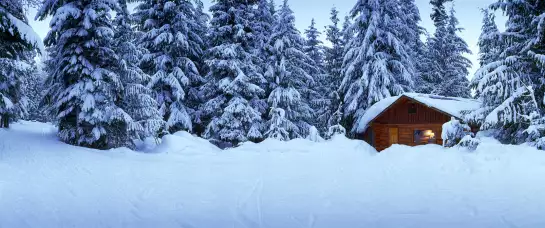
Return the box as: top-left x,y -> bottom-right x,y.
1,121 -> 545,228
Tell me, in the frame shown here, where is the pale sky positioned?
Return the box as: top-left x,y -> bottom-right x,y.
26,0 -> 503,80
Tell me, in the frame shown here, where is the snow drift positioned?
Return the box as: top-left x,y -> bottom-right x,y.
1,121 -> 544,228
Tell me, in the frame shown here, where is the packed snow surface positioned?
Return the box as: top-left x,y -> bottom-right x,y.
1,121 -> 545,228
356,93 -> 481,132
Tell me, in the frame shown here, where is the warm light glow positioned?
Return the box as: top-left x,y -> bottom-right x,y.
424,130 -> 435,138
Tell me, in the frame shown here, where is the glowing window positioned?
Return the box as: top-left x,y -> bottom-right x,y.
414,130 -> 436,144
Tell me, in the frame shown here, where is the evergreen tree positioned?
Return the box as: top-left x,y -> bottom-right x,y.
303,18 -> 325,131
470,8 -> 501,99
304,19 -> 324,69
0,0 -> 41,128
252,0 -> 276,108
134,0 -> 205,134
471,0 -> 545,147
340,0 -> 414,133
265,0 -> 315,140
201,0 -> 265,146
401,0 -> 427,92
319,7 -> 344,133
476,9 -> 501,67
341,15 -> 354,56
37,0 -> 138,149
189,0 -> 210,135
433,7 -> 472,97
324,7 -> 343,81
422,1 -> 471,97
114,0 -> 165,140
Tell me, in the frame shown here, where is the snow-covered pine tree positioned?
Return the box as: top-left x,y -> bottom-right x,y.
265,0 -> 316,140
400,0 -> 427,93
420,0 -> 451,94
304,19 -> 324,69
318,7 -> 344,134
422,1 -> 471,98
201,0 -> 265,146
134,0 -> 205,134
470,0 -> 545,146
341,15 -> 354,56
254,0 -> 275,64
476,9 -> 501,68
19,52 -> 44,122
250,0 -> 276,119
268,0 -> 277,19
37,0 -> 139,149
303,18 -> 325,131
188,0 -> 210,135
470,9 -> 502,114
433,7 -> 472,97
0,0 -> 41,128
324,7 -> 343,82
340,0 -> 414,133
114,0 -> 165,140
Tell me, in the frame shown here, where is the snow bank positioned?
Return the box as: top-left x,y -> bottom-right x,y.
1,121 -> 545,228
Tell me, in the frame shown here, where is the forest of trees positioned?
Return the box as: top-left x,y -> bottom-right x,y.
1,0 -> 545,150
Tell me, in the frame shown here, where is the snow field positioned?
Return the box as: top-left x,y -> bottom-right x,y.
1,121 -> 545,228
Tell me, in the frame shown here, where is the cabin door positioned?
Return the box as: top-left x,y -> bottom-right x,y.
389,128 -> 399,145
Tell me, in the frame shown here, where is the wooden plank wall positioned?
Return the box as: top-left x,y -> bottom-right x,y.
373,124 -> 445,151
373,98 -> 451,125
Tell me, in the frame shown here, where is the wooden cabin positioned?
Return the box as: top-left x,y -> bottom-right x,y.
357,93 -> 480,151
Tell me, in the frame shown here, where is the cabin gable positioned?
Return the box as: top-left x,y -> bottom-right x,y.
373,97 -> 451,125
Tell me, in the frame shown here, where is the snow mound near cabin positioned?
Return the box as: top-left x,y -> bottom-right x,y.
1,121 -> 545,228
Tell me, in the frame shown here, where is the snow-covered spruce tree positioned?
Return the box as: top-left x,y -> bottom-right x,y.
249,0 -> 276,120
470,0 -> 545,146
304,19 -> 324,69
192,0 -> 209,75
476,9 -> 502,68
433,7 -> 472,97
265,0 -> 316,140
189,0 -> 210,135
317,7 -> 344,134
254,0 -> 275,68
302,18 -> 325,131
201,0 -> 265,146
37,0 -> 139,149
466,8 -> 502,125
0,0 -> 41,128
134,0 -> 205,134
341,16 -> 354,54
421,1 -> 471,98
400,0 -> 427,93
20,54 -> 45,122
340,0 -> 414,133
419,0 -> 451,94
114,0 -> 165,140
324,7 -> 343,82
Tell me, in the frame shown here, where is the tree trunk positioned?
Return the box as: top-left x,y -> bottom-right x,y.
1,114 -> 9,128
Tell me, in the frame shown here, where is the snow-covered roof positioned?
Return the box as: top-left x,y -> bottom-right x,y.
355,93 -> 481,133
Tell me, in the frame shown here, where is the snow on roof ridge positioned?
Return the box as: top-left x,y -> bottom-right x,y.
354,93 -> 481,133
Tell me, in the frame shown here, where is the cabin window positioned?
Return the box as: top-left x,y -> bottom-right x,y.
408,103 -> 417,114
414,130 -> 436,144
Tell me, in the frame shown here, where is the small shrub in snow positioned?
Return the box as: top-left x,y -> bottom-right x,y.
442,117 -> 471,147
326,124 -> 346,139
457,135 -> 480,151
307,126 -> 324,142
265,108 -> 290,141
